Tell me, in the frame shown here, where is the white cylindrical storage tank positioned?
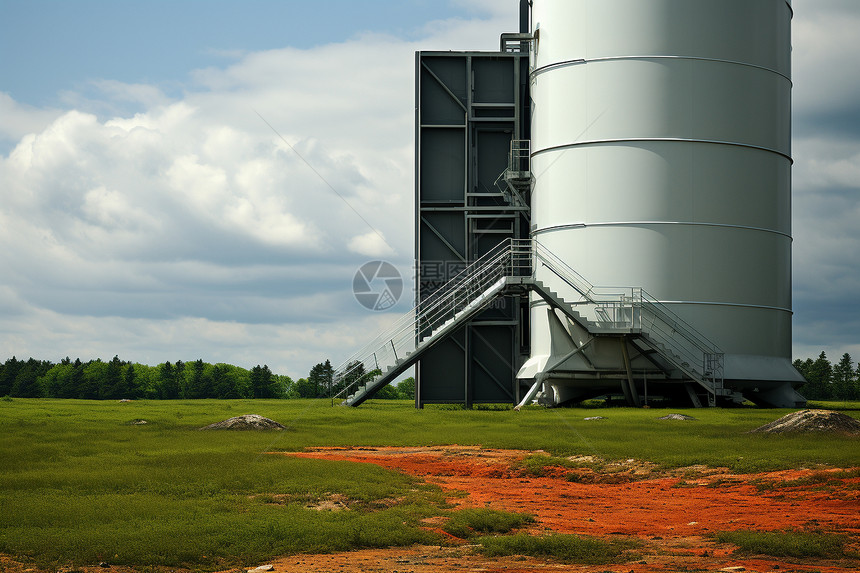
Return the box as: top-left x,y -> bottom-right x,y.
527,0 -> 803,405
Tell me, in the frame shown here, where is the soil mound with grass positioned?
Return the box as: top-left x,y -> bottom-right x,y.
657,413 -> 696,421
199,414 -> 285,431
750,409 -> 860,435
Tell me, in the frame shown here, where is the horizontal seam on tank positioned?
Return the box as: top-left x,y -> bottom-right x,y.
532,138 -> 793,163
530,55 -> 792,83
532,221 -> 792,239
529,299 -> 792,314
642,300 -> 793,313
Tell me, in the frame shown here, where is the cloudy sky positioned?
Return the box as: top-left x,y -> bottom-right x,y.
1,0 -> 858,379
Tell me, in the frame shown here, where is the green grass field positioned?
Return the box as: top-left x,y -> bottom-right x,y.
1,398 -> 858,570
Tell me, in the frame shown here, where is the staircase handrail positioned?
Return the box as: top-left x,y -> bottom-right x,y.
636,290 -> 724,400
332,238 -> 530,401
531,240 -> 596,301
638,289 -> 722,355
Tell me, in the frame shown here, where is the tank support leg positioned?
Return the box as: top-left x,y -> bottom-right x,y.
514,338 -> 594,410
620,338 -> 641,407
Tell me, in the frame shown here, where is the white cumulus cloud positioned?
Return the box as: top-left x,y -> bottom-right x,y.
348,231 -> 395,258
0,5 -> 510,378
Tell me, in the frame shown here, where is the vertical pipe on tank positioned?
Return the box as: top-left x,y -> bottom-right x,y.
519,0 -> 530,33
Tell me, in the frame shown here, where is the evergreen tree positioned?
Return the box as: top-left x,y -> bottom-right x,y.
159,362 -> 179,399
210,363 -> 226,398
308,360 -> 332,398
1,357 -> 21,396
832,353 -> 855,400
174,360 -> 186,398
250,365 -> 264,398
855,362 -> 860,400
125,363 -> 140,398
101,355 -> 125,399
70,359 -> 87,398
800,351 -> 833,399
308,360 -> 334,398
79,360 -> 103,399
187,359 -> 209,398
263,366 -> 283,398
11,358 -> 44,397
250,364 -> 280,398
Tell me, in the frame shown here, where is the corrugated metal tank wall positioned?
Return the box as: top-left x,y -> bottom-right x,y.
528,0 -> 799,385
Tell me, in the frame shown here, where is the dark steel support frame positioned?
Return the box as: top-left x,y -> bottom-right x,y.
414,49 -> 530,408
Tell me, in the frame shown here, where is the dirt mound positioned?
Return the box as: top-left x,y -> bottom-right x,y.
657,413 -> 696,420
199,414 -> 285,431
750,409 -> 860,434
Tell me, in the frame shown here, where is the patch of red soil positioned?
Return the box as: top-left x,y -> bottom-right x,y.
4,447 -> 857,573
279,446 -> 860,573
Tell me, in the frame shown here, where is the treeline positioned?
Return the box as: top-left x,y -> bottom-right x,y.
0,356 -> 415,401
13,350 -> 853,402
794,351 -> 860,401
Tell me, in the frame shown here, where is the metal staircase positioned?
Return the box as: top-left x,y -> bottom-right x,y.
494,140 -> 532,212
529,242 -> 728,406
335,240 -> 531,406
335,238 -> 726,407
